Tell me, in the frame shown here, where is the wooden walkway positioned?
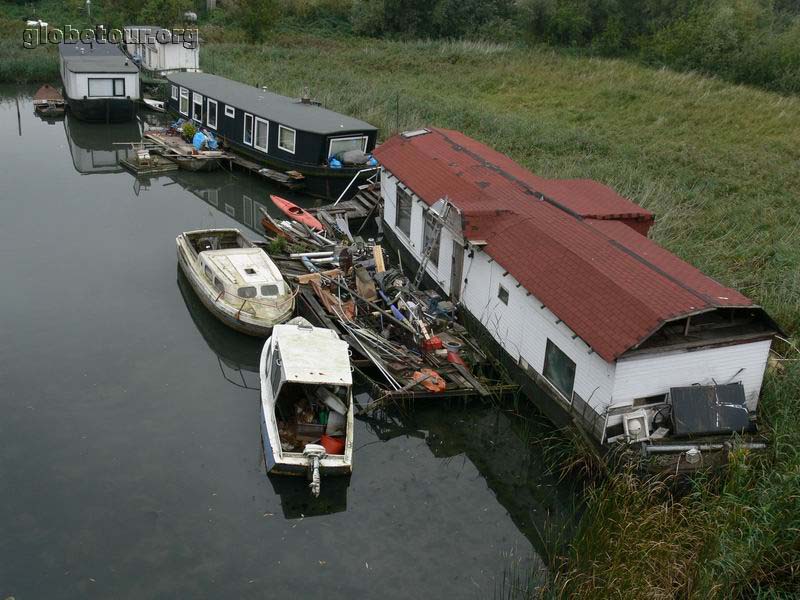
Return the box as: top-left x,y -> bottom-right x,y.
226,155 -> 306,190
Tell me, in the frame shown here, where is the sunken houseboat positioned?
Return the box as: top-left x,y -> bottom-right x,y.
59,40 -> 140,123
374,127 -> 780,469
165,73 -> 378,199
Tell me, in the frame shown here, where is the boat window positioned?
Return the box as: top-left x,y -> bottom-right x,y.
238,286 -> 257,299
207,99 -> 218,129
329,135 -> 368,159
254,118 -> 269,152
213,277 -> 224,293
543,339 -> 576,399
171,85 -> 178,100
204,265 -> 213,281
243,113 -> 253,146
113,79 -> 125,97
225,105 -> 235,118
261,284 -> 280,297
270,349 -> 282,393
179,88 -> 189,115
423,210 -> 441,268
633,393 -> 668,407
192,93 -> 203,122
498,284 -> 509,305
87,78 -> 114,97
278,125 -> 296,154
396,186 -> 412,237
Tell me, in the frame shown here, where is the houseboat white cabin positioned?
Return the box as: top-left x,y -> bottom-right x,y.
260,318 -> 354,496
374,127 -> 779,468
176,228 -> 294,337
123,25 -> 200,76
58,40 -> 139,123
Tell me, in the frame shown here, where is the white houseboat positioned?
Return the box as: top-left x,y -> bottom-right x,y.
164,72 -> 379,199
176,228 -> 294,336
260,318 -> 354,496
374,128 -> 779,466
122,25 -> 200,79
58,40 -> 140,123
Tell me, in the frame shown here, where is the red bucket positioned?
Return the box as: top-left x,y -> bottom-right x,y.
320,435 -> 345,455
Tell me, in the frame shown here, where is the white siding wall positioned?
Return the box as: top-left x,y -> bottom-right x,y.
381,170 -> 458,295
460,249 -> 617,412
69,72 -> 140,99
613,339 -> 771,411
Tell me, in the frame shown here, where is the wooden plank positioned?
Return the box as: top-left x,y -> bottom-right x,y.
373,244 -> 385,273
452,362 -> 491,397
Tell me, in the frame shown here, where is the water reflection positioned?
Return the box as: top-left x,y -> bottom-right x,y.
63,112 -> 141,175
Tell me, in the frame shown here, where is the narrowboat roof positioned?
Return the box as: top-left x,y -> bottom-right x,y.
59,41 -> 139,73
166,73 -> 377,136
273,322 -> 353,385
202,248 -> 284,286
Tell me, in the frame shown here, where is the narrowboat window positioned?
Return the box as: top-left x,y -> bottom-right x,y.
396,186 -> 412,237
261,284 -> 280,297
243,113 -> 254,146
207,99 -> 218,129
278,125 -> 296,154
238,286 -> 257,299
423,210 -> 441,268
88,78 -> 114,97
213,277 -> 224,293
498,284 -> 509,305
192,93 -> 203,122
113,79 -> 125,97
225,105 -> 235,118
329,135 -> 368,159
254,118 -> 269,152
543,339 -> 576,399
179,88 -> 189,115
171,85 -> 178,100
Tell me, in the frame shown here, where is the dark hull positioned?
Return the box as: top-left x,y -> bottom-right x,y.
66,96 -> 137,123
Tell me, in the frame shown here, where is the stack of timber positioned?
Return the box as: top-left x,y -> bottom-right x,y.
268,248 -> 507,405
308,182 -> 381,224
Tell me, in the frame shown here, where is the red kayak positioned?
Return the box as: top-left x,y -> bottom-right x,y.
270,195 -> 324,232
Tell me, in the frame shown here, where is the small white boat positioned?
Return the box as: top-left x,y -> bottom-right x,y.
176,228 -> 294,336
142,98 -> 166,112
260,317 -> 353,496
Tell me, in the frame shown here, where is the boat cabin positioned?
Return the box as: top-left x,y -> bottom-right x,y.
123,25 -> 200,75
59,40 -> 139,122
165,72 -> 378,198
374,127 -> 779,462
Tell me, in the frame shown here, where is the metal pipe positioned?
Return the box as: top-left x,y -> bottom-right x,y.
644,442 -> 766,453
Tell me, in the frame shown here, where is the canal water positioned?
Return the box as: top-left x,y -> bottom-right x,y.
0,87 -> 578,599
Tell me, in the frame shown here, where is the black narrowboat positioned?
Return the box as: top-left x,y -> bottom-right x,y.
165,73 -> 378,199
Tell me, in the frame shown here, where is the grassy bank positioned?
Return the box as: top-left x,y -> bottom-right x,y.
202,36 -> 800,597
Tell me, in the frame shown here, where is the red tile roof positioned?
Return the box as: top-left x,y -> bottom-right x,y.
374,127 -> 757,362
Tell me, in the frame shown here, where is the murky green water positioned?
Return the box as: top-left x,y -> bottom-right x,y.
0,86 -> 577,599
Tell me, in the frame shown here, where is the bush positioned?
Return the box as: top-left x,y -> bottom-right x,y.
181,122 -> 196,140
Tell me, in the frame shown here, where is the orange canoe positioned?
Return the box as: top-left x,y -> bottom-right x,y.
270,194 -> 324,232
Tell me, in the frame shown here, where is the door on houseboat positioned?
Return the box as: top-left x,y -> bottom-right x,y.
450,240 -> 464,302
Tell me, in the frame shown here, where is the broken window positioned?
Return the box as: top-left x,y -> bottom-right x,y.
543,339 -> 576,399
396,186 -> 412,237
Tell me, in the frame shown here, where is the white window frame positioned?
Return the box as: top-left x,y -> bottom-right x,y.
179,87 -> 189,115
243,113 -> 254,146
254,117 -> 269,153
328,135 -> 368,158
207,98 -> 218,130
277,125 -> 296,154
224,105 -> 235,118
192,92 -> 203,123
171,85 -> 178,100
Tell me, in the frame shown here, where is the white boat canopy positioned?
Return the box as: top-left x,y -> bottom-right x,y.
273,323 -> 352,386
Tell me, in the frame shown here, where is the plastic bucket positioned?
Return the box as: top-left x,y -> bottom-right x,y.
320,435 -> 345,455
